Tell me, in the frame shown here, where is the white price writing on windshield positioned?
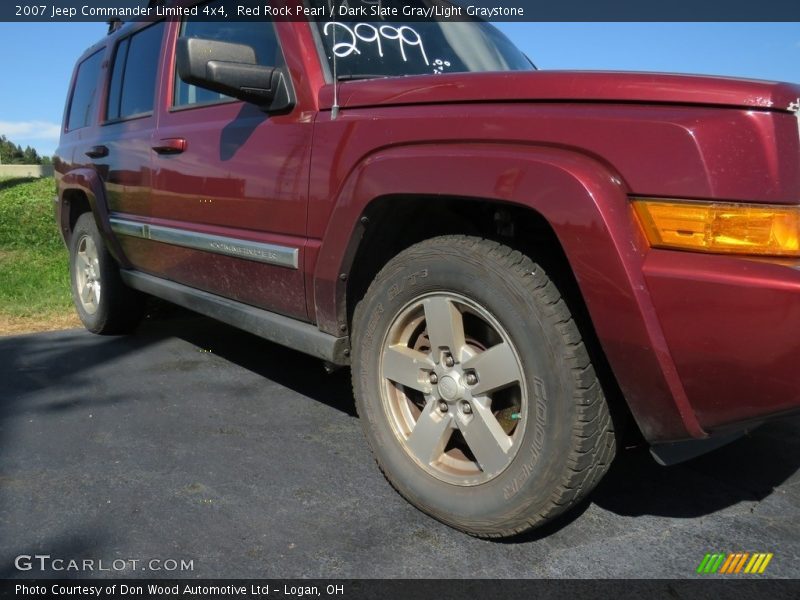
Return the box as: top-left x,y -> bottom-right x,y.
323,22 -> 429,65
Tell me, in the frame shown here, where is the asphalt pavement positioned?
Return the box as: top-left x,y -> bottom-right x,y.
1,314 -> 799,579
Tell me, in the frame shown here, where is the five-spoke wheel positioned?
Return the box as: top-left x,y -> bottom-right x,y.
74,234 -> 102,315
352,235 -> 616,537
69,213 -> 145,334
381,292 -> 526,485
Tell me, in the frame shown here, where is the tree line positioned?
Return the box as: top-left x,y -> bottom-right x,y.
0,135 -> 52,165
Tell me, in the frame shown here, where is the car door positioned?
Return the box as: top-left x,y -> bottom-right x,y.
99,21 -> 165,243
132,6 -> 311,321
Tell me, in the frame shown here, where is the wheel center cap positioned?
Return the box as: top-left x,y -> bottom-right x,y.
438,375 -> 461,401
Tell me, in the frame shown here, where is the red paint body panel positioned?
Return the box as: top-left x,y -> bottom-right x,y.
309,141 -> 705,440
644,251 -> 800,431
118,236 -> 305,315
311,91 -> 800,208
137,20 -> 313,320
55,20 -> 800,445
319,70 -> 800,113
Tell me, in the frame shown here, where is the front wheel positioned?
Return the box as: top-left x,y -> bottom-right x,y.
351,236 -> 616,538
70,213 -> 145,334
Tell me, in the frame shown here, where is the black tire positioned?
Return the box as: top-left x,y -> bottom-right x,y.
351,235 -> 616,538
69,213 -> 145,334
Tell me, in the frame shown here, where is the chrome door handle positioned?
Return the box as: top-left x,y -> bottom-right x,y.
152,138 -> 187,155
85,145 -> 108,158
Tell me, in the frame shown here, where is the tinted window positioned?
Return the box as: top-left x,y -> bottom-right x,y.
106,22 -> 165,121
106,39 -> 128,121
66,50 -> 103,131
174,1 -> 282,107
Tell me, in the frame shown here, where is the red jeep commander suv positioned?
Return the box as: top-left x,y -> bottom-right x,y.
54,0 -> 800,537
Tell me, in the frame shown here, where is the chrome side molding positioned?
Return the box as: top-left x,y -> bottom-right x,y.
110,217 -> 299,269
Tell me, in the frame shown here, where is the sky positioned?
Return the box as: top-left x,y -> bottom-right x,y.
0,21 -> 798,157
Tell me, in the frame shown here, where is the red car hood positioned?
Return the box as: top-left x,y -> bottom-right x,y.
320,70 -> 800,113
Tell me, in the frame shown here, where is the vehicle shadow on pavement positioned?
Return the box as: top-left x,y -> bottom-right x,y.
0,531 -> 107,580
0,328 -> 167,417
142,310 -> 357,418
3,309 -> 798,552
141,311 -> 800,536
0,327 -> 169,577
0,309 -> 360,577
141,311 -> 800,541
592,416 -> 800,519
498,417 -> 800,544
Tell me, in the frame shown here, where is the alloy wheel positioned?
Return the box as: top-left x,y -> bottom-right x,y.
379,292 -> 527,486
74,234 -> 101,315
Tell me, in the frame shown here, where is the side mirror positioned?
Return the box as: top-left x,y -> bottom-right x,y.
176,37 -> 292,112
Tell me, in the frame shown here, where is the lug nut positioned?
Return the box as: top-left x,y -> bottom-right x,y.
439,401 -> 448,413
465,372 -> 478,385
461,402 -> 472,414
444,355 -> 455,368
429,373 -> 438,384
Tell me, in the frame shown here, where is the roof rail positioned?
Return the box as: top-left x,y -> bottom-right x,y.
106,18 -> 123,34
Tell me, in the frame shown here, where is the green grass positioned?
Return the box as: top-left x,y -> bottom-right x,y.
0,177 -> 74,321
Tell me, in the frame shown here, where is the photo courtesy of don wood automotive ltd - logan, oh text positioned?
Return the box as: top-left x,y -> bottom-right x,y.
0,0 -> 799,598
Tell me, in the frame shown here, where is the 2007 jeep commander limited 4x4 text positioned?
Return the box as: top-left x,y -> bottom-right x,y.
54,0 -> 800,538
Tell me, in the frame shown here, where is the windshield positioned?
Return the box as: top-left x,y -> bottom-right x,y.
310,1 -> 534,80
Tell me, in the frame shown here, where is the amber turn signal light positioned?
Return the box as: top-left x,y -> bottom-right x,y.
631,198 -> 800,257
